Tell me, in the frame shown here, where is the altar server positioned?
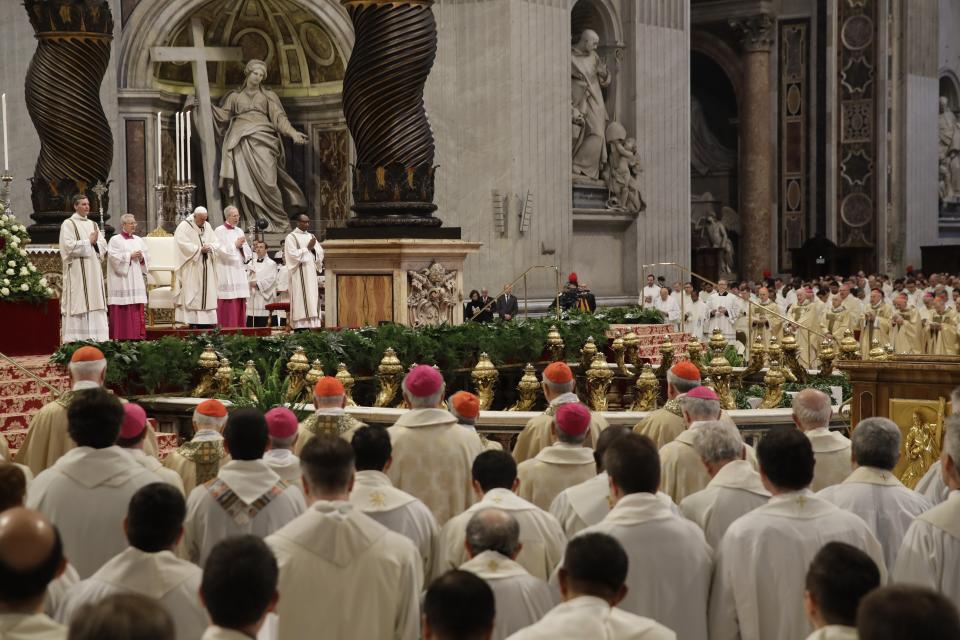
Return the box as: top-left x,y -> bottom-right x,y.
173,206 -> 220,328
803,542 -> 881,640
283,214 -> 323,329
106,214 -> 149,340
60,194 -> 108,343
162,399 -> 230,496
213,206 -> 252,328
246,240 -> 278,328
792,389 -> 852,491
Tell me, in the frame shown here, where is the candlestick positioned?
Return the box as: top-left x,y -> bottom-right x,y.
186,110 -> 192,181
2,94 -> 8,172
174,112 -> 181,183
156,112 -> 162,181
0,172 -> 12,212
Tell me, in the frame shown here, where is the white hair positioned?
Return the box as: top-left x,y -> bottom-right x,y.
666,370 -> 700,394
851,417 -> 901,470
401,377 -> 445,409
692,420 -> 744,464
193,206 -> 208,216
680,395 -> 721,421
269,434 -> 297,450
791,389 -> 832,429
224,205 -> 239,216
120,213 -> 136,224
69,359 -> 106,381
192,410 -> 227,430
543,378 -> 576,395
314,394 -> 345,409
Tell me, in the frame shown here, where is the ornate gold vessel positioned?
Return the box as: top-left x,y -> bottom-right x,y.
471,352 -> 499,410
622,331 -> 640,366
818,339 -> 837,376
283,347 -> 311,404
657,339 -> 674,380
706,330 -> 736,410
780,328 -> 807,383
192,344 -> 220,398
508,363 -> 541,411
375,348 -> 405,408
760,359 -> 785,409
868,338 -> 888,361
335,363 -> 357,406
545,325 -> 564,362
740,333 -> 767,381
239,360 -> 261,401
580,336 -> 598,372
214,358 -> 234,396
686,340 -> 706,377
611,337 -> 631,377
630,363 -> 659,411
586,352 -> 613,411
838,329 -> 861,360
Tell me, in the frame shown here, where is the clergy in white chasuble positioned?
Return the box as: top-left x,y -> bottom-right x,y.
283,214 -> 323,329
246,239 -> 278,327
437,450 -> 566,582
792,389 -> 853,491
173,207 -> 220,326
266,435 -> 423,640
105,214 -> 149,341
386,365 -> 485,525
860,289 -> 894,355
183,409 -> 305,566
59,194 -> 108,343
890,293 -> 925,355
802,541 -> 881,640
818,418 -> 931,571
709,427 -> 885,640
460,509 -> 555,640
26,389 -> 163,579
56,484 -> 206,640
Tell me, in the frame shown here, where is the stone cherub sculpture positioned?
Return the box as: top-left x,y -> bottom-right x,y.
604,121 -> 646,213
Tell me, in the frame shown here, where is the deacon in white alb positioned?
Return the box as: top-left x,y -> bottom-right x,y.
679,420 -> 769,548
213,206 -> 252,328
818,417 -> 930,570
283,213 -> 323,329
709,427 -> 885,640
792,389 -> 852,491
349,425 -> 439,578
437,450 -> 566,581
246,240 -> 278,328
106,214 -> 149,340
802,542 -> 881,640
55,484 -> 206,640
173,206 -> 220,327
262,407 -> 302,485
60,194 -> 108,343
460,509 -> 555,640
509,534 -> 676,640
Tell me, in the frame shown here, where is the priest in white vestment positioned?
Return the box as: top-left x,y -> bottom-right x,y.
293,377 -> 367,451
349,425 -> 439,577
0,507 -> 69,640
283,214 -> 323,329
213,206 -> 252,328
894,415 -> 960,607
517,403 -> 597,510
266,434 -> 423,640
59,194 -> 108,343
117,403 -> 184,494
437,450 -> 566,581
173,206 -> 220,327
449,391 -> 502,450
106,214 -> 149,340
512,362 -> 608,463
246,240 -> 278,328
508,531 -> 675,640
792,389 -> 853,490
386,365 -> 485,524
26,389 -> 162,578
818,417 -> 931,571
183,409 -> 305,566
705,280 -> 741,342
262,408 -> 301,484
802,541 -> 881,640
163,399 -> 230,495
679,421 -> 769,548
709,427 -> 886,640
564,432 -> 711,640
55,484 -> 206,640
199,536 -> 279,640
459,509 -> 554,640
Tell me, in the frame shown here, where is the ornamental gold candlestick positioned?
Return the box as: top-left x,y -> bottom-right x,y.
545,325 -> 565,362
630,364 -> 660,411
284,347 -> 311,403
191,344 -> 220,397
336,363 -> 357,406
215,358 -> 234,396
240,360 -> 261,401
740,333 -> 767,382
656,338 -> 674,380
508,363 -> 541,411
838,329 -> 861,360
374,348 -> 404,407
305,359 -> 324,387
611,337 -> 631,377
818,339 -> 838,376
622,331 -> 640,366
780,327 -> 807,383
580,336 -> 598,372
868,338 -> 888,361
686,340 -> 706,377
586,352 -> 613,411
471,353 -> 499,410
760,359 -> 786,409
706,330 -> 736,411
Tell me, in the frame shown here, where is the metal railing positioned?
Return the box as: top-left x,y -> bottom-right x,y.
467,265 -> 562,323
0,351 -> 63,397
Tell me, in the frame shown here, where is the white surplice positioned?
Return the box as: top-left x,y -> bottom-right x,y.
248,256 -> 279,318
460,551 -> 555,640
349,469 -> 439,578
0,613 -> 66,640
679,460 -> 770,548
549,472 -> 680,538
26,446 -> 162,578
659,424 -> 759,504
562,493 -> 711,640
55,547 -> 206,640
705,292 -> 741,341
506,595 -> 676,640
640,284 -> 661,307
173,218 -> 220,325
106,233 -> 149,305
386,408 -> 485,525
654,296 -> 680,327
517,443 -> 597,511
818,465 -> 931,571
43,563 -> 79,619
805,428 -> 854,491
893,490 -> 960,606
213,224 -> 252,300
262,449 -> 301,484
183,460 -> 305,565
915,460 -> 950,505
266,501 -> 423,640
804,626 -> 858,640
125,448 -> 185,494
202,627 -> 252,640
59,213 -> 108,342
709,490 -> 886,640
436,487 -> 567,581
283,228 -> 323,328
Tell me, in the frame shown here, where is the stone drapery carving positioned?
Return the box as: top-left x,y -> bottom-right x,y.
571,29 -> 612,180
407,262 -> 458,327
939,96 -> 960,203
691,97 -> 736,176
604,122 -> 645,213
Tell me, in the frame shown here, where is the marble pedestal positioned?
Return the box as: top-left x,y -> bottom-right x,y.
323,238 -> 482,328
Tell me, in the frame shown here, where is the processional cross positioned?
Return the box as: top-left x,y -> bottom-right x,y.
151,18 -> 243,220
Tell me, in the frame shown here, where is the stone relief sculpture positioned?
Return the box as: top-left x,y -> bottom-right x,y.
604,121 -> 646,213
696,211 -> 735,277
407,262 -> 459,327
571,29 -> 611,180
938,96 -> 960,203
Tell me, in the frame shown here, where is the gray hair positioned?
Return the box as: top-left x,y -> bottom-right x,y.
679,395 -> 721,422
666,370 -> 700,394
192,410 -> 227,430
314,394 -> 345,409
944,415 -> 960,470
69,359 -> 106,381
791,389 -> 832,430
692,420 -> 744,464
193,206 -> 208,216
543,378 -> 576,395
401,377 -> 445,409
269,434 -> 297,450
851,418 -> 901,470
554,421 -> 587,445
465,508 -> 520,558
120,213 -> 136,224
224,205 -> 240,217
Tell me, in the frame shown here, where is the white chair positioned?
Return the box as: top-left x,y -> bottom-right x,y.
142,234 -> 177,326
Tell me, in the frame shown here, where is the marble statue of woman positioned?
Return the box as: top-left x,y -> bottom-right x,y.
211,59 -> 308,233
571,29 -> 611,180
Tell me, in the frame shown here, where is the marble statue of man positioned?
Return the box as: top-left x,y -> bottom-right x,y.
939,97 -> 960,200
571,29 -> 611,180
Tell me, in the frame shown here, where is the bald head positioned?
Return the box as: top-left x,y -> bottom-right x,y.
0,507 -> 64,609
465,508 -> 521,559
791,388 -> 832,431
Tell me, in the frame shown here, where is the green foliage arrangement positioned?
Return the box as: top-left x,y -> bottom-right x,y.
0,204 -> 53,304
735,373 -> 852,410
593,306 -> 665,325
699,344 -> 744,368
225,358 -> 310,420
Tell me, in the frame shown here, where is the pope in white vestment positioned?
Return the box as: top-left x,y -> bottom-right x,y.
106,215 -> 149,340
213,208 -> 253,328
283,217 -> 323,329
173,208 -> 220,326
59,198 -> 108,343
679,459 -> 769,548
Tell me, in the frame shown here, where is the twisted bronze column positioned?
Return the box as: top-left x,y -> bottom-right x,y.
342,0 -> 440,227
24,0 -> 114,242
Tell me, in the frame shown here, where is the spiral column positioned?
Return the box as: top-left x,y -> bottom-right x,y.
24,0 -> 114,242
342,0 -> 440,227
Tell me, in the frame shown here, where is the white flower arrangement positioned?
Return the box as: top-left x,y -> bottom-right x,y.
38,278 -> 46,287
20,283 -> 28,292
28,264 -> 35,273
4,269 -> 13,276
18,267 -> 28,276
7,260 -> 14,267
0,288 -> 8,296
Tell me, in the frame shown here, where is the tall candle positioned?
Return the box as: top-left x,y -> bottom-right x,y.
175,112 -> 181,183
185,110 -> 192,182
156,112 -> 162,181
2,94 -> 8,172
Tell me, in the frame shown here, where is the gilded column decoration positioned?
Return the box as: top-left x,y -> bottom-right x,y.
778,20 -> 810,272
24,0 -> 114,243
